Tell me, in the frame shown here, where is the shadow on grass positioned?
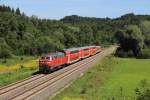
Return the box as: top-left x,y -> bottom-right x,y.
32,71 -> 41,75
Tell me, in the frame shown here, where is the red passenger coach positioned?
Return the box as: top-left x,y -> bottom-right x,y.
90,46 -> 98,55
39,46 -> 101,73
80,47 -> 91,58
64,48 -> 80,64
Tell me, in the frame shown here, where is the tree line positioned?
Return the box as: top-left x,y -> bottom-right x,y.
0,5 -> 150,59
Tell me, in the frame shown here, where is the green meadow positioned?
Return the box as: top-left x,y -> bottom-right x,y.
52,56 -> 150,100
0,68 -> 38,87
0,56 -> 38,87
0,56 -> 38,72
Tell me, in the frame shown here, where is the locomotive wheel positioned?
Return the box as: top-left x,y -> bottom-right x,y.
39,65 -> 52,74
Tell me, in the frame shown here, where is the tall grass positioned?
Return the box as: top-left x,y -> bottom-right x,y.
0,67 -> 38,87
0,56 -> 39,87
52,57 -> 150,100
0,56 -> 38,72
52,56 -> 115,100
100,58 -> 150,100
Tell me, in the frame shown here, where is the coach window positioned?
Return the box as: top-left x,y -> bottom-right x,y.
53,56 -> 57,59
71,50 -> 78,54
58,55 -> 62,58
51,57 -> 54,60
55,56 -> 58,59
84,49 -> 89,51
61,55 -> 64,58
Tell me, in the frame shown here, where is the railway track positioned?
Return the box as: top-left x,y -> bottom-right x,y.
0,74 -> 44,92
0,46 -> 117,100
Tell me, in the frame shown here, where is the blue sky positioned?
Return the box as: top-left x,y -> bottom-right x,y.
0,0 -> 150,19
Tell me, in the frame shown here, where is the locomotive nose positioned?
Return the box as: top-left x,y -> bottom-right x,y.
39,64 -> 50,73
39,58 -> 52,73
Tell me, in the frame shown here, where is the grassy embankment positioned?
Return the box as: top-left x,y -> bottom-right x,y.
52,56 -> 150,100
0,56 -> 38,87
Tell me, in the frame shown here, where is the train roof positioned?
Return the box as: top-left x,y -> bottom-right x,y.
43,45 -> 100,57
64,46 -> 97,52
79,46 -> 96,49
45,52 -> 65,57
64,47 -> 80,52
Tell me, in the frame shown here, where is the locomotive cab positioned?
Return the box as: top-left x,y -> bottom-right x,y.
39,55 -> 52,73
39,56 -> 52,64
39,52 -> 68,73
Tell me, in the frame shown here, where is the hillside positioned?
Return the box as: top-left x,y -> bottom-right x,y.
0,5 -> 150,58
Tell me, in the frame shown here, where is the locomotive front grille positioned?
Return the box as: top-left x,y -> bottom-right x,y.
39,64 -> 50,73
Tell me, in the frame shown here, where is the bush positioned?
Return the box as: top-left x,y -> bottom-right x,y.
116,48 -> 128,57
135,79 -> 150,100
20,57 -> 24,61
115,48 -> 134,57
2,58 -> 7,63
0,49 -> 12,58
20,65 -> 25,69
139,48 -> 150,59
135,88 -> 150,100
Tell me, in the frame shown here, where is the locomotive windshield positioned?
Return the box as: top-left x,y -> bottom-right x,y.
46,56 -> 50,60
41,56 -> 45,59
41,52 -> 65,59
41,56 -> 51,60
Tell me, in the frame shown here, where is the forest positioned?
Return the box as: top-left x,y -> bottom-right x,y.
0,5 -> 150,59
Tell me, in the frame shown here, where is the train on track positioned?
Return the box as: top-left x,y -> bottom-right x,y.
39,46 -> 101,73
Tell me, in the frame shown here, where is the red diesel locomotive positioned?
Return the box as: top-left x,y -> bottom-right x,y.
39,46 -> 101,73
